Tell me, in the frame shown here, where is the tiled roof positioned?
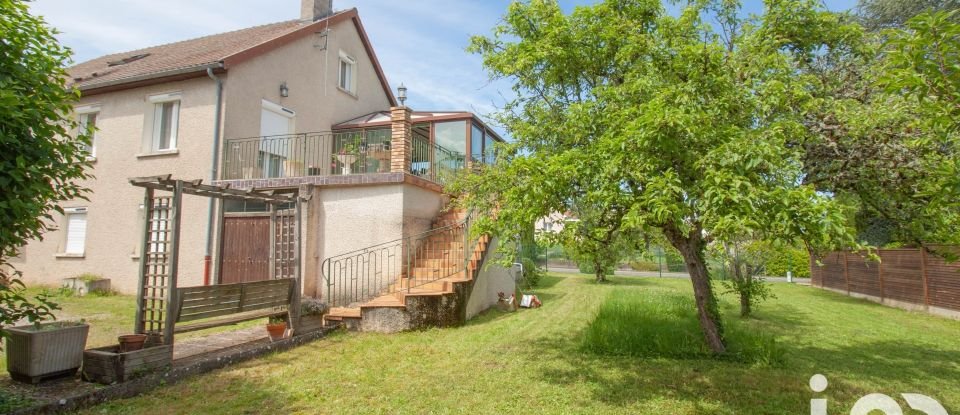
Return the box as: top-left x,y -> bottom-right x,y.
68,13 -> 344,90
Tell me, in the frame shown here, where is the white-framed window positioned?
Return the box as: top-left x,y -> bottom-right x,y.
338,51 -> 357,94
63,207 -> 88,255
145,92 -> 181,152
76,105 -> 100,158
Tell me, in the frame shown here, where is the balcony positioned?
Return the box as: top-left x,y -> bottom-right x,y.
220,129 -> 465,186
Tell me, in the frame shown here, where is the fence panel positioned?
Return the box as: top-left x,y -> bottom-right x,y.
878,250 -> 925,304
923,250 -> 960,311
846,253 -> 881,297
819,252 -> 847,291
812,248 -> 960,316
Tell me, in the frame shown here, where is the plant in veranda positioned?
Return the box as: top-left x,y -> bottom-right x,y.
0,0 -> 89,348
455,0 -> 858,354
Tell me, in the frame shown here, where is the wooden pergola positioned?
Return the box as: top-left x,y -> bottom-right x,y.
129,175 -> 305,346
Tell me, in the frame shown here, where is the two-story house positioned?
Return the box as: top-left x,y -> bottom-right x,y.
16,0 -> 515,330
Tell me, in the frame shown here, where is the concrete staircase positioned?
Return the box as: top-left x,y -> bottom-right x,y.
324,209 -> 490,331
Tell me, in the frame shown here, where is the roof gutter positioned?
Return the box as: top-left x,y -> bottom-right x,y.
203,64 -> 224,286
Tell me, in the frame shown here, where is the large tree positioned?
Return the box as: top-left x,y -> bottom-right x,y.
1,0 -> 89,333
801,9 -> 960,250
457,0 -> 854,353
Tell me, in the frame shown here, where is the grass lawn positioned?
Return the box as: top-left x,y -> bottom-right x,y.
57,273 -> 960,414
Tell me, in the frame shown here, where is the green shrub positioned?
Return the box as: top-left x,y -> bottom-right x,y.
577,262 -> 614,276
629,260 -> 659,272
76,273 -> 104,282
520,257 -> 543,288
763,246 -> 810,278
581,289 -> 785,366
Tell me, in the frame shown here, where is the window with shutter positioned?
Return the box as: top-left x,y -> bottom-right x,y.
64,210 -> 87,255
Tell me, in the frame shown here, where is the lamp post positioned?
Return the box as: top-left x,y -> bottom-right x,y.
397,83 -> 407,107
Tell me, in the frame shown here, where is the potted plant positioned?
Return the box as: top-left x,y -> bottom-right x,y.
2,279 -> 89,383
266,316 -> 287,341
299,297 -> 328,333
333,142 -> 361,175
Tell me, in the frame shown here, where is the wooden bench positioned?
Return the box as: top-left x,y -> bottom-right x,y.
173,279 -> 295,334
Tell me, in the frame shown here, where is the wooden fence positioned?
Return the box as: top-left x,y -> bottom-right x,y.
809,248 -> 960,319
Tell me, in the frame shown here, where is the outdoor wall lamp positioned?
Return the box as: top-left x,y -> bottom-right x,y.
397,83 -> 407,106
280,82 -> 289,97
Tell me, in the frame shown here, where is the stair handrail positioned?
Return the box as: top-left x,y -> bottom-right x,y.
321,208 -> 478,307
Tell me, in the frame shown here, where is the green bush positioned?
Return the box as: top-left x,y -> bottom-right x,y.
520,257 -> 543,289
577,262 -> 614,276
763,246 -> 810,278
629,260 -> 659,272
581,289 -> 785,366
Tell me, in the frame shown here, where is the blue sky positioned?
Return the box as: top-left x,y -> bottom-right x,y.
30,0 -> 859,126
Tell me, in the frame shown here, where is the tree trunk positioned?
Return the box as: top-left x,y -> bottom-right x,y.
665,226 -> 727,354
741,264 -> 753,317
740,291 -> 751,317
595,262 -> 607,283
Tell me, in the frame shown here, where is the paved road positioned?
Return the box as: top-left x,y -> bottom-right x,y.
547,267 -> 809,284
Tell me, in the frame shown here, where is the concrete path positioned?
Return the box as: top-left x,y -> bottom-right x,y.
173,326 -> 271,360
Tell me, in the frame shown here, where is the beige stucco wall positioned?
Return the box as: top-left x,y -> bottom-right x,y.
304,182 -> 446,299
465,237 -> 518,319
221,19 -> 391,141
16,77 -> 218,293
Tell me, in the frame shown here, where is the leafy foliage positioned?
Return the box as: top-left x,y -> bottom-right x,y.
456,0 -> 856,353
801,10 -> 960,251
762,244 -> 811,278
0,276 -> 60,331
855,0 -> 960,31
0,0 -> 89,341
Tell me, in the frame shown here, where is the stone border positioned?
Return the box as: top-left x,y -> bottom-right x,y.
11,327 -> 338,415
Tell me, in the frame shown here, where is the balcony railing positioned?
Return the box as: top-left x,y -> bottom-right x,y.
221,130 -> 465,185
412,136 -> 465,186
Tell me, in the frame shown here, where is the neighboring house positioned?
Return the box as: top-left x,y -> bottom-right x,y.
535,211 -> 575,234
16,0 -> 514,330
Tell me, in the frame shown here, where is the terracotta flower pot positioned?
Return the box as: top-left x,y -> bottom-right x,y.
118,334 -> 148,353
266,322 -> 287,341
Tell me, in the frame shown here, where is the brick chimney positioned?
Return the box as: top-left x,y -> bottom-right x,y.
301,0 -> 333,22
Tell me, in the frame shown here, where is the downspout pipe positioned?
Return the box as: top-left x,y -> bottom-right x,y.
203,65 -> 224,285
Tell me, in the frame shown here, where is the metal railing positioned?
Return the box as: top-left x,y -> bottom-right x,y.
321,209 -> 479,308
221,130 -> 466,185
411,136 -> 465,186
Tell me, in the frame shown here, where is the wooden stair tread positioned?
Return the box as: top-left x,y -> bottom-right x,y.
361,294 -> 406,308
327,307 -> 361,319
